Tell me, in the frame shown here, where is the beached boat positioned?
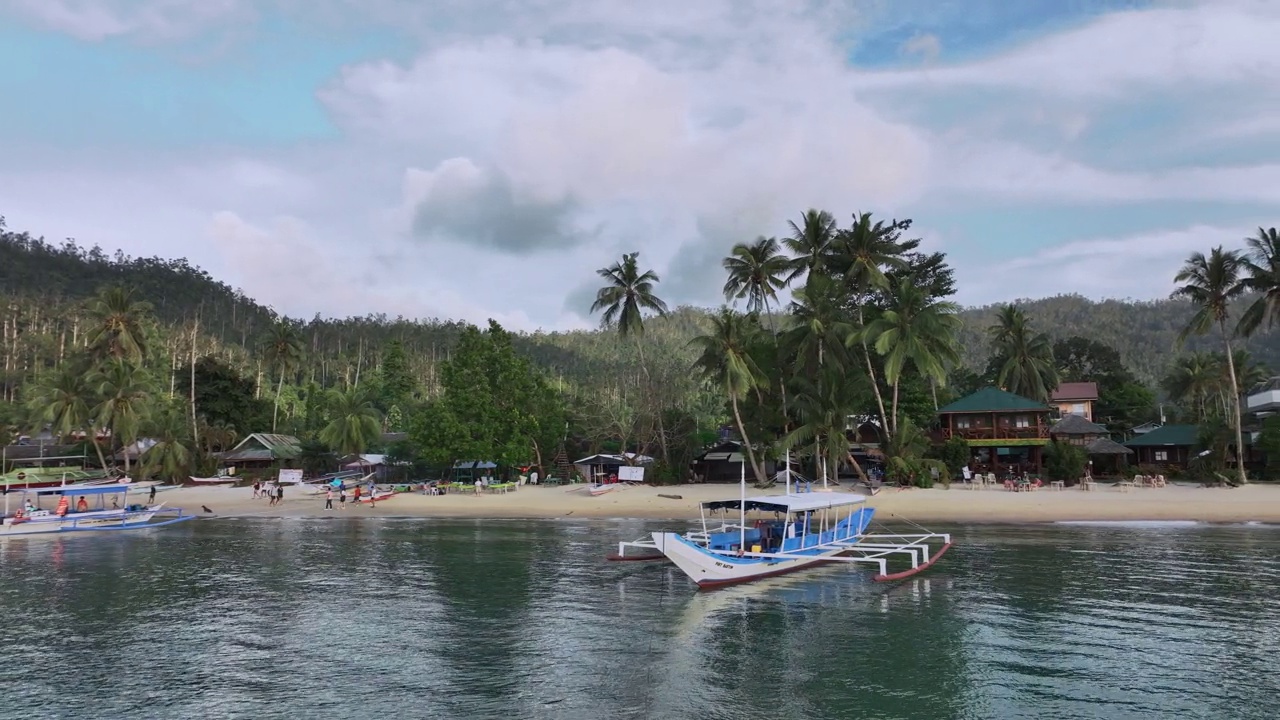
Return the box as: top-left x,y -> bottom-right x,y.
189,475 -> 238,486
611,462 -> 952,589
1,466 -> 110,490
588,483 -> 615,496
0,483 -> 196,537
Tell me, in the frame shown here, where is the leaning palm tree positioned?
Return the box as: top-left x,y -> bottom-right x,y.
319,386 -> 383,458
988,304 -> 1059,402
85,285 -> 152,365
783,209 -> 837,284
690,308 -> 768,485
261,321 -> 304,433
864,276 -> 962,435
1237,226 -> 1280,337
91,359 -> 153,475
26,364 -> 108,470
591,251 -> 670,460
722,236 -> 789,318
1172,246 -> 1248,486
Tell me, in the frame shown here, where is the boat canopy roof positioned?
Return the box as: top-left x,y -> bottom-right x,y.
23,483 -> 141,496
701,491 -> 868,514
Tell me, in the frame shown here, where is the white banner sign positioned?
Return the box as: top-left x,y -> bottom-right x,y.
278,468 -> 304,483
618,465 -> 645,482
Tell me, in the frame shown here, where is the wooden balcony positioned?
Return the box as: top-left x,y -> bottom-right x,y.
941,426 -> 1049,442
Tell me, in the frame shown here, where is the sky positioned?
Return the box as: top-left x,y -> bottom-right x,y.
2,0 -> 1278,330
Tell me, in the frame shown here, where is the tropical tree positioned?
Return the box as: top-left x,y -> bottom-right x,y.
829,212 -> 910,434
988,304 -> 1059,403
1238,226 -> 1280,337
690,308 -> 768,485
1172,246 -> 1248,485
782,209 -> 837,284
864,276 -> 962,435
590,251 -> 670,460
139,403 -> 193,482
91,359 -> 152,474
26,364 -> 108,469
319,386 -> 383,458
85,285 -> 152,364
1162,352 -> 1219,421
722,236 -> 789,318
261,321 -> 304,433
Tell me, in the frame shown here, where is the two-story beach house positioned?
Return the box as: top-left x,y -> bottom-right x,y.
936,387 -> 1052,473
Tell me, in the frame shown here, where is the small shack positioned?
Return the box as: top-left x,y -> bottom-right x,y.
691,442 -> 776,483
452,460 -> 498,484
573,453 -> 653,483
219,433 -> 301,472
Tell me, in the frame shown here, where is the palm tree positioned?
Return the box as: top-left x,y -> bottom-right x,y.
85,285 -> 152,365
1237,227 -> 1280,336
591,252 -> 670,461
140,404 -> 193,482
261,321 -> 304,433
26,364 -> 108,470
829,212 -> 910,434
988,304 -> 1059,402
319,386 -> 383,457
864,276 -> 962,434
783,209 -> 837,284
1172,246 -> 1248,485
691,308 -> 768,485
722,236 -> 789,318
91,359 -> 152,474
1162,352 -> 1219,421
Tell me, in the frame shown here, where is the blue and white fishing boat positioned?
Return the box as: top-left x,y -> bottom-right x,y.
612,461 -> 953,589
0,483 -> 196,537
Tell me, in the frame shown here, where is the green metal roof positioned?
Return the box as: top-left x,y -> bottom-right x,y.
1125,424 -> 1199,447
223,433 -> 301,462
937,387 -> 1050,414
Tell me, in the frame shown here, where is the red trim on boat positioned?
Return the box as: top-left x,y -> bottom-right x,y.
694,556 -> 833,590
872,542 -> 953,582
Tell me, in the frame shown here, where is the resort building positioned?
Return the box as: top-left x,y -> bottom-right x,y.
935,387 -> 1052,473
1050,382 -> 1100,422
1124,424 -> 1197,467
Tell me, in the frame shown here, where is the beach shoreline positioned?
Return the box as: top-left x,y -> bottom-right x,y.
141,482 -> 1280,525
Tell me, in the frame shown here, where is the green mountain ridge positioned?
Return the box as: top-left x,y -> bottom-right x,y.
2,215 -> 1274,395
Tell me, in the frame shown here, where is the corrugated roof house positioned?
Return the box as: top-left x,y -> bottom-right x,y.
221,433 -> 302,465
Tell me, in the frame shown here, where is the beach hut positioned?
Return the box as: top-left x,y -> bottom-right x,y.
573,453 -> 653,484
452,460 -> 498,484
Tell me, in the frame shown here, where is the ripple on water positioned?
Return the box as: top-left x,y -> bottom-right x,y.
1,520 -> 1278,719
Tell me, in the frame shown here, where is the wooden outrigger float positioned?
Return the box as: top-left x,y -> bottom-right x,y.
610,460 -> 952,588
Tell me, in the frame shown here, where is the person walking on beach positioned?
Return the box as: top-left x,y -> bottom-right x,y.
353,485 -> 362,506
148,484 -> 157,504
339,487 -> 347,509
276,484 -> 284,505
252,481 -> 260,499
267,484 -> 276,507
325,488 -> 334,510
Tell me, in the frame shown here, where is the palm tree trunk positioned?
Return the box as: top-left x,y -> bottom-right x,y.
88,426 -> 109,472
891,381 -> 901,436
930,377 -> 939,411
1221,322 -> 1248,485
730,395 -> 768,486
844,451 -> 869,484
856,307 -> 891,438
273,370 -> 284,433
634,337 -> 669,465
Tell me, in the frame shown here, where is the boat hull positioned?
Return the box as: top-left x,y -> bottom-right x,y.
0,507 -> 195,536
651,532 -> 846,589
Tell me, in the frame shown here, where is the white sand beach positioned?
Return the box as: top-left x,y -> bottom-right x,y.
154,481 -> 1280,524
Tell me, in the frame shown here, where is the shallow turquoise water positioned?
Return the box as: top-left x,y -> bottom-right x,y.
1,519 -> 1277,719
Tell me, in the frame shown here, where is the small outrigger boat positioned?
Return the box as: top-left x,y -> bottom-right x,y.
611,462 -> 952,589
1,483 -> 196,537
189,475 -> 238,486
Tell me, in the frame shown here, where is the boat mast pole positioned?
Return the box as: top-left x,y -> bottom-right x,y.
739,458 -> 746,551
785,450 -> 791,495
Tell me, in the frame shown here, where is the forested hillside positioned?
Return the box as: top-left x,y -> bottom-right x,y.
3,212 -> 1277,486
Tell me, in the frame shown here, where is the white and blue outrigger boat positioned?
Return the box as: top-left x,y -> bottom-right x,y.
611,462 -> 953,589
1,482 -> 196,537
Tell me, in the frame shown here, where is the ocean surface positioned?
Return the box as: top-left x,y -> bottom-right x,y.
1,518 -> 1277,719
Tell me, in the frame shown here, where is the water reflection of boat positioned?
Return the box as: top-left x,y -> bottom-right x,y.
613,461 -> 953,589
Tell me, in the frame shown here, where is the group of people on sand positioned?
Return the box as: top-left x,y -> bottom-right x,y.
322,480 -> 380,510
252,481 -> 286,506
